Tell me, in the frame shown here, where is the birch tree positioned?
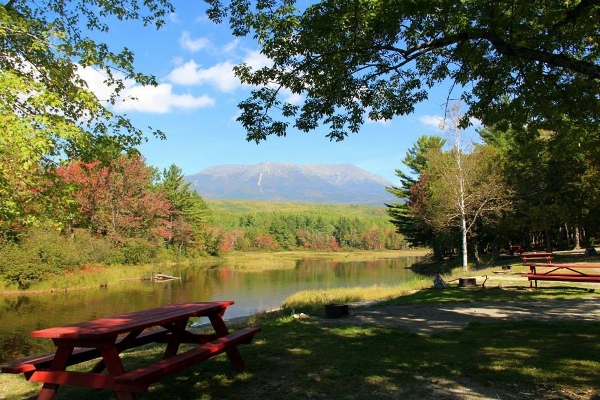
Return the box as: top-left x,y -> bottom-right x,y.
426,106 -> 513,271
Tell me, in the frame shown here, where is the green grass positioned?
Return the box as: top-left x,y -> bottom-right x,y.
3,285 -> 600,399
382,285 -> 600,305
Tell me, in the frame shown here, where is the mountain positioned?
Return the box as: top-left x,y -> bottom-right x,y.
185,163 -> 397,205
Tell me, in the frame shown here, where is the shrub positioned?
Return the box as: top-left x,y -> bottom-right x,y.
0,226 -> 125,289
120,238 -> 156,265
0,239 -> 54,289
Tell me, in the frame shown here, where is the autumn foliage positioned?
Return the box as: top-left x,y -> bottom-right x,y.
57,157 -> 172,243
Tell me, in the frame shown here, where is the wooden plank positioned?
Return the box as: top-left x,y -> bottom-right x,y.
522,254 -> 554,265
527,274 -> 600,282
530,263 -> 600,269
153,273 -> 181,281
31,302 -> 233,340
115,327 -> 261,388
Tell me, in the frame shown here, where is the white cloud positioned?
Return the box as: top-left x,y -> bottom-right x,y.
223,39 -> 240,54
115,84 -> 214,113
419,115 -> 445,130
78,66 -> 214,114
244,50 -> 272,70
179,31 -> 211,52
469,117 -> 482,127
167,60 -> 239,92
283,92 -> 303,104
166,45 -> 275,91
76,66 -> 124,103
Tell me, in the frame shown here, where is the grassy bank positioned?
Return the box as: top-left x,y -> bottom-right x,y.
2,284 -> 599,399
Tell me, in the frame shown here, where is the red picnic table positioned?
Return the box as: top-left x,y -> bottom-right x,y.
521,252 -> 554,264
2,301 -> 260,400
526,263 -> 600,287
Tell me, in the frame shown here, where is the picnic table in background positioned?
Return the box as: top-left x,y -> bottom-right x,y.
526,263 -> 600,287
509,245 -> 524,256
1,301 -> 260,400
521,252 -> 554,264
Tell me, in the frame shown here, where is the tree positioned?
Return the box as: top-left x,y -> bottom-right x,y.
425,107 -> 513,271
1,0 -> 172,237
157,164 -> 212,254
386,135 -> 445,253
205,0 -> 599,142
481,122 -> 600,251
58,156 -> 172,244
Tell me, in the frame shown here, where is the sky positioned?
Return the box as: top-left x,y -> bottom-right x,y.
81,1 -> 481,184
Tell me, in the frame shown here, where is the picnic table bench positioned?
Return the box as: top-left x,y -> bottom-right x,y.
526,263 -> 600,287
521,252 -> 554,264
1,301 -> 260,400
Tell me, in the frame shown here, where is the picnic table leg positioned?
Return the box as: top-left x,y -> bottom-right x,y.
100,346 -> 136,400
208,313 -> 248,372
90,329 -> 145,373
37,346 -> 73,400
163,318 -> 189,358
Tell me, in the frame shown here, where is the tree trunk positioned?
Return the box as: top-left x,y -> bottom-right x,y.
491,241 -> 499,262
543,230 -> 549,252
573,225 -> 581,250
462,217 -> 468,272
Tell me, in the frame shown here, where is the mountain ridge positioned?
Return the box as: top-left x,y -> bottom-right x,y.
185,162 -> 397,205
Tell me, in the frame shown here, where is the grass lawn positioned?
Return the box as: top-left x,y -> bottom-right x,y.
2,285 -> 599,400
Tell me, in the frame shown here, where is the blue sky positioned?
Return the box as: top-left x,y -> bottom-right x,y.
81,1 -> 479,184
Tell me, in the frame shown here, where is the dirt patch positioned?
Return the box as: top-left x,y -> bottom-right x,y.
317,298 -> 600,334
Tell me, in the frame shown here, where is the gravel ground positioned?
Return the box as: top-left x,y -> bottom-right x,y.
317,298 -> 600,334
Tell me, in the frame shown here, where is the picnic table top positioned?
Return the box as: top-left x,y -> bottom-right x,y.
528,263 -> 600,269
30,301 -> 234,340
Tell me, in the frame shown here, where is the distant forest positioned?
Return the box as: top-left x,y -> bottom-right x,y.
208,200 -> 405,252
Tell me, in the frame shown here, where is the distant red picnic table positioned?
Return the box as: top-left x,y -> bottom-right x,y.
521,252 -> 554,264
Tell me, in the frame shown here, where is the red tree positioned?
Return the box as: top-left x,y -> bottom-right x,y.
58,156 -> 172,243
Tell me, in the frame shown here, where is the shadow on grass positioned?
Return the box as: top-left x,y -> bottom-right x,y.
14,316 -> 600,400
381,285 -> 599,305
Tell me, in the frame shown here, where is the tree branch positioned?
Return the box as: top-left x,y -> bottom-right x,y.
485,32 -> 600,79
549,0 -> 599,34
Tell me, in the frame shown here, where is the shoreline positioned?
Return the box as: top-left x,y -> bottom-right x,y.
0,249 -> 430,296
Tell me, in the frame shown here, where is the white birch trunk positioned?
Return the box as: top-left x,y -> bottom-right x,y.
461,216 -> 468,272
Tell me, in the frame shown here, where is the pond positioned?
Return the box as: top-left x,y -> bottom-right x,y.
0,255 -> 424,363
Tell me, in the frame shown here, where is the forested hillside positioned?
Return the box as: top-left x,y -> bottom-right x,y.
208,200 -> 404,251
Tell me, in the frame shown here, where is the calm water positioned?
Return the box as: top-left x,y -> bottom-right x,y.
0,256 -> 423,363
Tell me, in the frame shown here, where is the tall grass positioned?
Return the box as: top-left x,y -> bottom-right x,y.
281,278 -> 431,315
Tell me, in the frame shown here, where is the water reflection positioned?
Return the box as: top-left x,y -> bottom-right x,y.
0,256 -> 422,362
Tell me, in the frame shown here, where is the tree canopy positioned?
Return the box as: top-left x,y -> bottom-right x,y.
1,0 -> 173,233
205,0 -> 600,141
1,0 -> 173,153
